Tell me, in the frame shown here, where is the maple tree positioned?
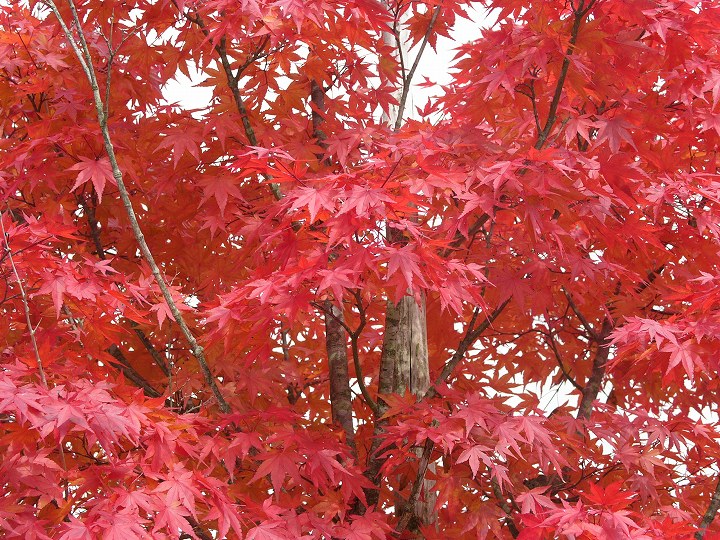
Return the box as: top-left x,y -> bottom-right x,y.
1,0 -> 720,538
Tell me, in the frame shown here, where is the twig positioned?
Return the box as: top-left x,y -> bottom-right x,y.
544,324 -> 583,391
82,193 -> 171,377
2,208 -> 70,498
176,4 -> 283,201
61,302 -> 162,397
46,0 -> 230,413
314,295 -> 380,416
491,475 -> 520,538
107,344 -> 162,398
576,318 -> 613,420
440,213 -> 491,258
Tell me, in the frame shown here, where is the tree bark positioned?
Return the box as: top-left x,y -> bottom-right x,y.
324,300 -> 356,451
576,318 -> 613,420
382,294 -> 435,530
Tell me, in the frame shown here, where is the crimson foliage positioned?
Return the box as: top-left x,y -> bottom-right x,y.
1,0 -> 720,538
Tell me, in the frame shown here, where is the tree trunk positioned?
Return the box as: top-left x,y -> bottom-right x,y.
380,294 -> 435,530
370,5 -> 438,530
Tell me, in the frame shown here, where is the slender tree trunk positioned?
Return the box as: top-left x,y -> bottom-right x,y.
380,294 -> 435,530
324,300 -> 356,451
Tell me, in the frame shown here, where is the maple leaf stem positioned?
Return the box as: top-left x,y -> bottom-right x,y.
47,0 -> 231,413
696,476 -> 720,539
0,210 -> 47,389
393,5 -> 442,131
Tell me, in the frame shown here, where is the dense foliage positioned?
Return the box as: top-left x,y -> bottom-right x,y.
1,0 -> 720,538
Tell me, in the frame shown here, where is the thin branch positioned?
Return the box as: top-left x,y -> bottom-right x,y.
544,325 -> 583,391
1,211 -> 47,387
517,75 -> 542,136
177,5 -> 284,201
441,212 -> 491,258
61,303 -> 162,397
576,318 -> 613,420
3,209 -> 71,497
82,193 -> 171,377
491,475 -> 520,538
534,0 -> 596,149
47,0 -> 230,413
131,323 -> 170,377
348,290 -> 380,416
391,16 -> 407,86
696,477 -> 720,540
314,296 -> 380,416
425,297 -> 511,400
562,287 -> 597,340
395,437 -> 434,533
107,344 -> 162,398
394,5 -> 441,130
